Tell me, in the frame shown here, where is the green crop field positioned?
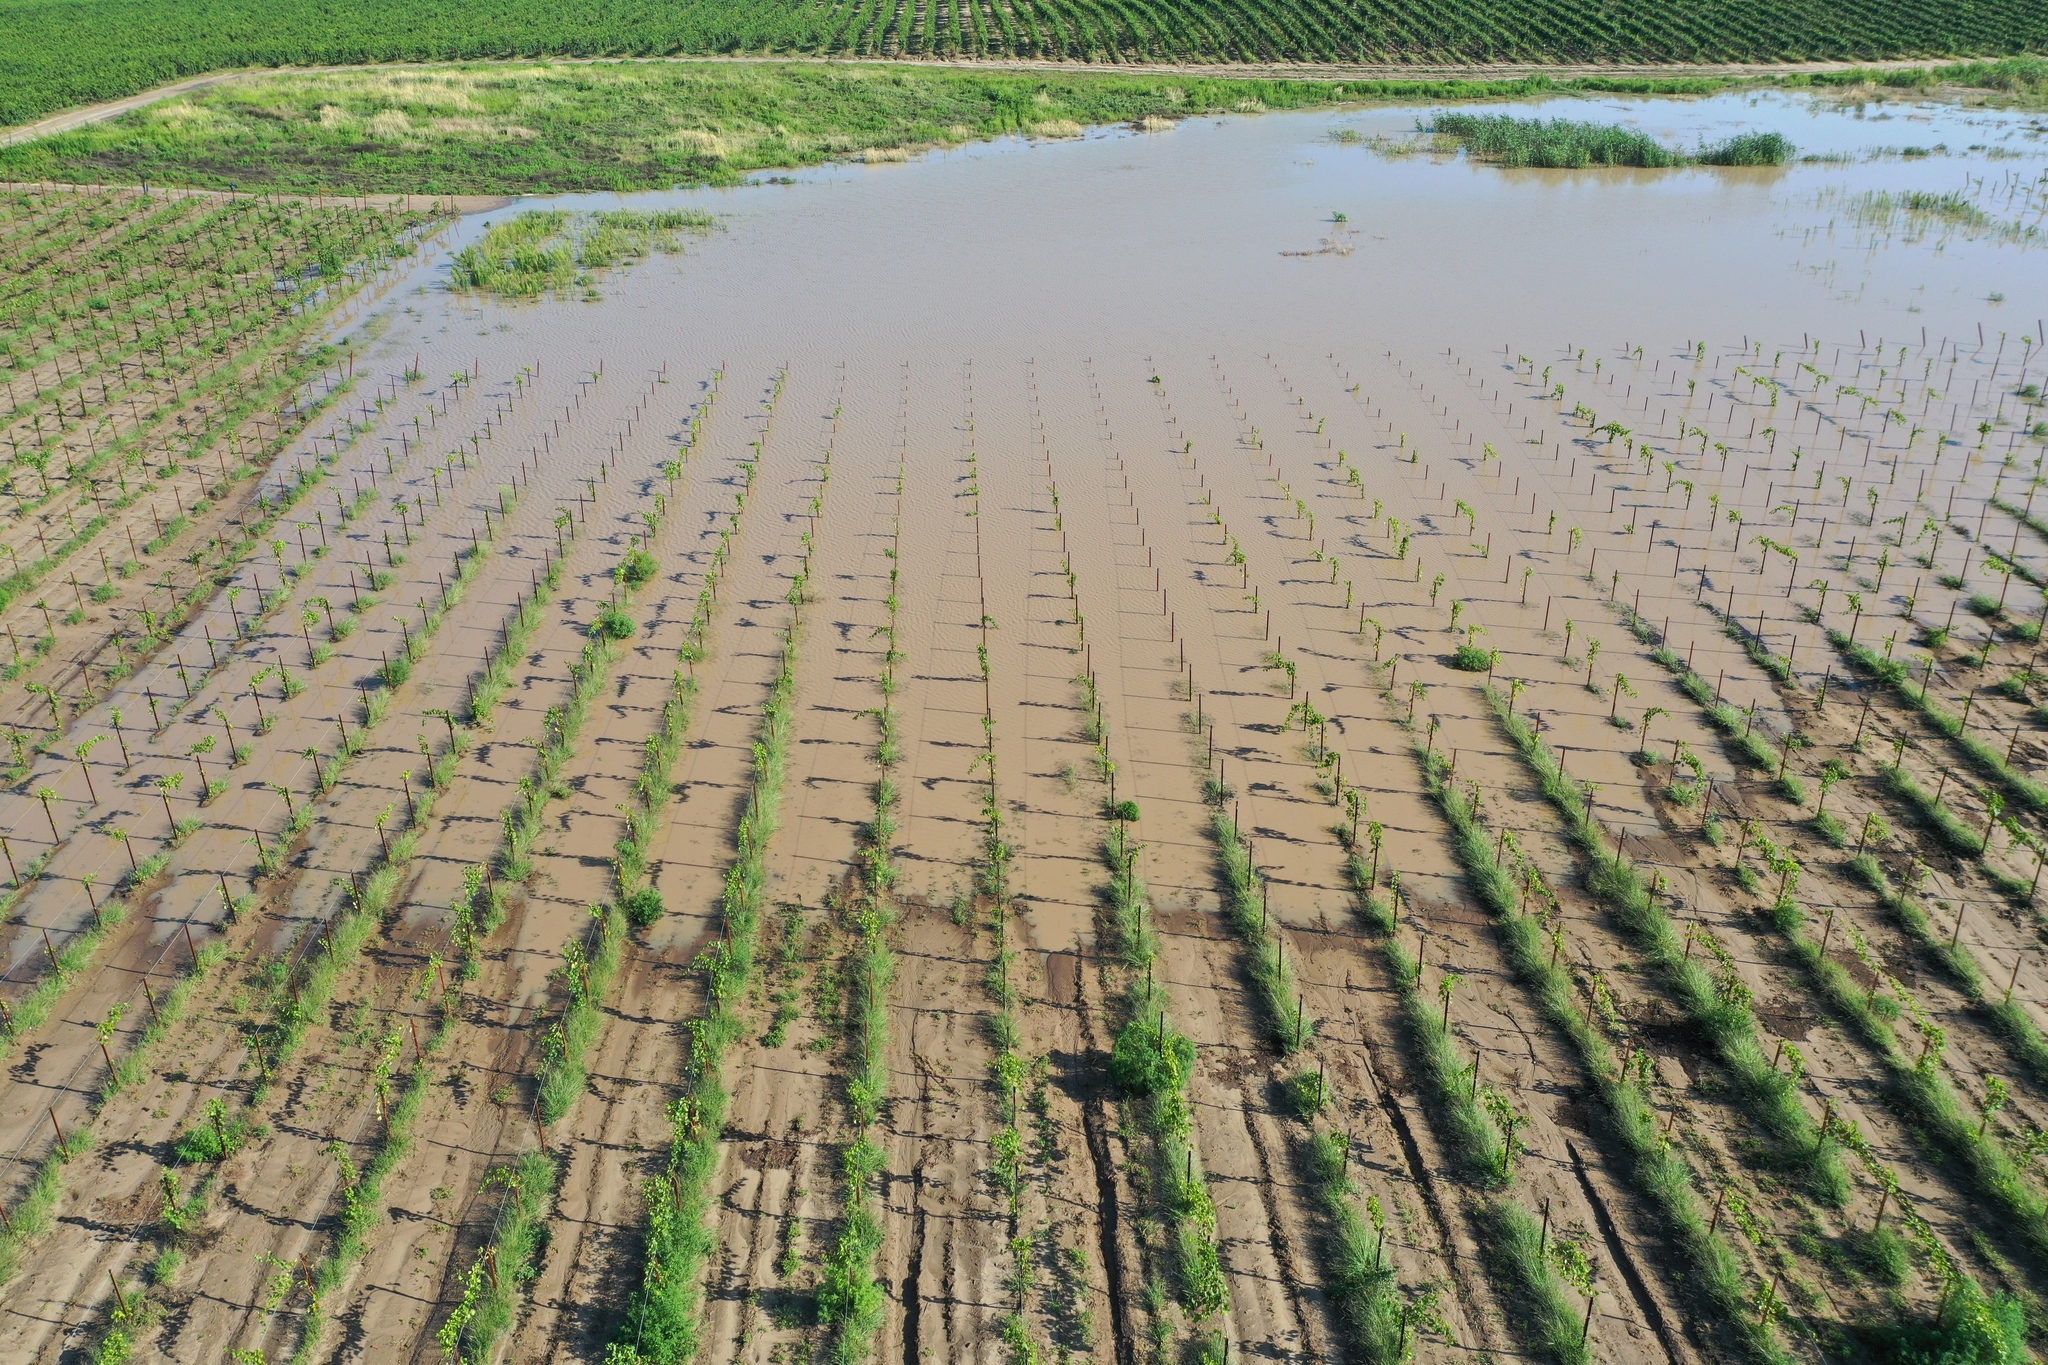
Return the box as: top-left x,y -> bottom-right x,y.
1,0 -> 2046,129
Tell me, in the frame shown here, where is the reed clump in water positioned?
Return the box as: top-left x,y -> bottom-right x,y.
1696,131 -> 1794,165
1430,113 -> 1681,168
1430,114 -> 1793,168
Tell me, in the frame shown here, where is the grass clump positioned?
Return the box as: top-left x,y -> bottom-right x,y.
452,209 -> 716,298
1855,1284 -> 2029,1365
1111,1017 -> 1194,1097
621,884 -> 665,928
1696,131 -> 1793,164
1431,112 -> 1682,167
171,1098 -> 264,1163
591,601 -> 636,641
1282,1066 -> 1331,1119
619,545 -> 660,586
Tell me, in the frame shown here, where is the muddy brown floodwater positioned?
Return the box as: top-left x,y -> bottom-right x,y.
1,86 -> 2046,1365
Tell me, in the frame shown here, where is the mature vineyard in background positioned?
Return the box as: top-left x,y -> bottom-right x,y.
2,0 -> 2047,127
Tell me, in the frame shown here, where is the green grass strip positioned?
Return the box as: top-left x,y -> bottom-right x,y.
0,870 -> 135,1064
0,242 -> 421,628
614,620 -> 796,1363
1845,852 -> 2048,1090
1107,819 -> 1226,1326
1699,602 -> 1797,686
100,921 -> 221,1101
1878,760 -> 1985,855
1299,1125 -> 1407,1363
433,1148 -> 556,1361
526,573 -> 678,1109
1341,834 -> 1587,1363
1994,496 -> 2048,552
0,913 -> 217,1292
1425,716 -> 1794,1365
448,387 -> 720,1362
468,556 -> 563,726
286,515 -> 591,1361
120,493 -> 564,1355
0,1125 -> 92,1287
1621,618 -> 1785,779
1483,685 -> 1844,1204
1207,809 -> 1314,1052
1633,595 -> 2048,1106
290,999 -> 458,1364
616,407 -> 808,1364
823,748 -> 891,1363
1827,629 -> 2048,814
1056,466 -> 1226,1343
1743,869 -> 2048,1278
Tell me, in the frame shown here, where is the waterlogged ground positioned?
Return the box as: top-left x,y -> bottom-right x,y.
3,89 -> 2048,1365
418,87 -> 2048,363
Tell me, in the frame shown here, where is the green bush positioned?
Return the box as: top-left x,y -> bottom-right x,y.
620,547 -> 659,586
1283,1067 -> 1330,1120
621,885 -> 664,927
1106,799 -> 1140,823
592,602 -> 636,640
172,1101 -> 264,1163
1450,643 -> 1497,672
1860,1289 -> 2028,1365
1109,1018 -> 1193,1097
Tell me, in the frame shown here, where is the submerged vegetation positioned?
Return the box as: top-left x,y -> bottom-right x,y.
450,208 -> 717,297
1430,112 -> 1792,167
1821,184 -> 2044,245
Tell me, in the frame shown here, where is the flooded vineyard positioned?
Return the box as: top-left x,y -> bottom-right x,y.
0,91 -> 2046,1365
